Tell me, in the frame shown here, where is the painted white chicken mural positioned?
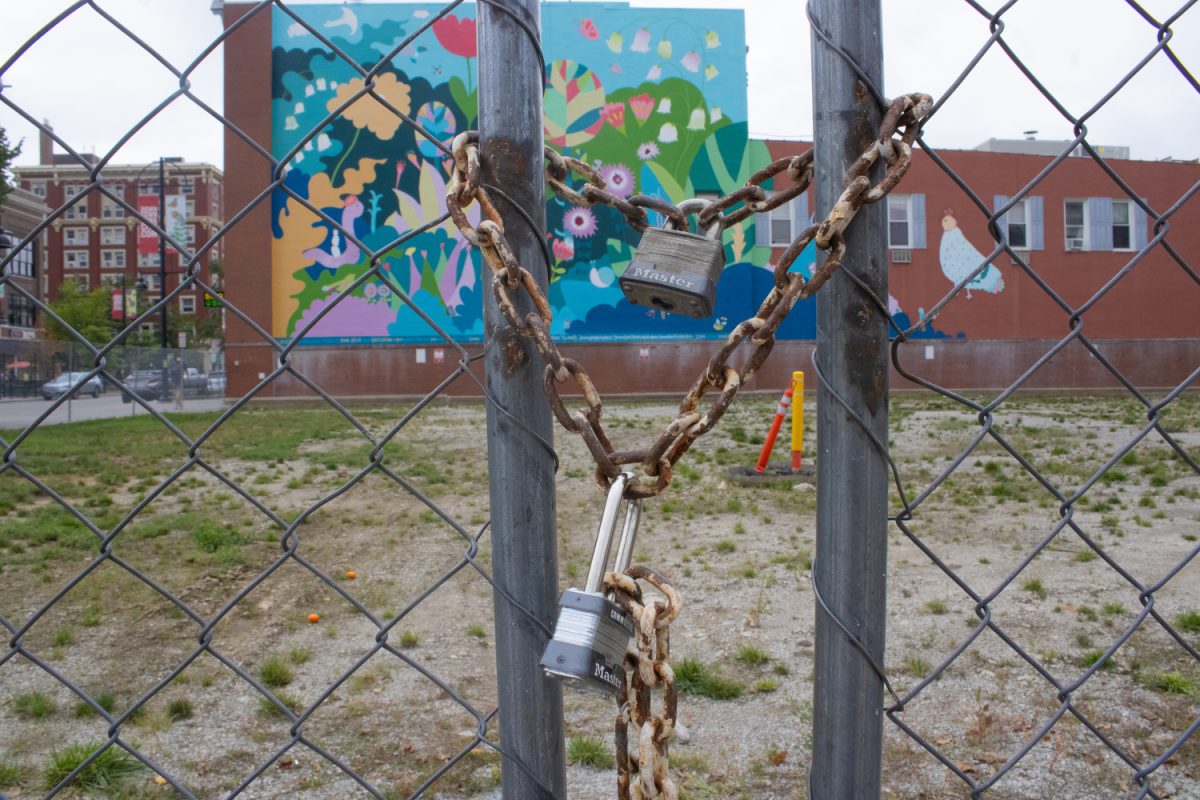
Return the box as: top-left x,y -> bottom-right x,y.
939,208 -> 1005,297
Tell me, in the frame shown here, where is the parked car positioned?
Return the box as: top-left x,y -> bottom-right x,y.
207,370 -> 226,395
42,372 -> 102,400
121,370 -> 163,403
182,367 -> 209,395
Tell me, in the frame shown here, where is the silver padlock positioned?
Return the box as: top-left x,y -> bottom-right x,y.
619,198 -> 725,319
541,473 -> 642,696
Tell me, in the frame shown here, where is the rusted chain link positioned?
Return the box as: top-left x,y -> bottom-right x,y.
447,92 -> 932,498
606,567 -> 682,800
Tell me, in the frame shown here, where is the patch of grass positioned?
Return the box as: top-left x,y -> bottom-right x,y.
1079,650 -> 1117,671
257,692 -> 303,718
566,736 -> 614,769
924,599 -> 948,615
1102,602 -> 1126,616
52,628 -> 74,647
753,677 -> 779,693
74,692 -> 117,718
673,658 -> 744,700
399,630 -> 421,649
725,498 -> 744,513
904,657 -> 932,677
1073,550 -> 1097,563
80,603 -> 102,627
1022,578 -> 1047,600
1175,610 -> 1200,634
466,624 -> 487,639
1135,670 -> 1197,696
1077,605 -> 1098,622
0,758 -> 24,788
288,647 -> 312,665
714,540 -> 736,554
14,691 -> 56,719
735,645 -> 770,666
258,657 -> 294,689
167,698 -> 194,722
42,742 -> 143,793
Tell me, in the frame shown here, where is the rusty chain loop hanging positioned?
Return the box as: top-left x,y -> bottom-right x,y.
606,567 -> 682,800
447,91 -> 932,500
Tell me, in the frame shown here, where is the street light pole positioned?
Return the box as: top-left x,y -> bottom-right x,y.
158,156 -> 168,351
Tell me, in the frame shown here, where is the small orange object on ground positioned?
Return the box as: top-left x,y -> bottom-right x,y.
345,570 -> 357,580
307,613 -> 320,623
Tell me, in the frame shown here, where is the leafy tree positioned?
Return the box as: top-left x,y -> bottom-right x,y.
45,280 -> 116,345
0,127 -> 22,209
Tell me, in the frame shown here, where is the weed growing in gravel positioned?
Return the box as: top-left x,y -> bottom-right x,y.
73,692 -> 116,718
52,628 -> 74,647
735,645 -> 770,666
566,736 -> 614,769
904,657 -> 932,677
42,742 -> 143,794
715,540 -> 736,554
1079,651 -> 1117,671
674,659 -> 744,700
14,691 -> 56,719
753,677 -> 779,693
288,647 -> 312,665
399,630 -> 421,648
1102,602 -> 1125,616
258,657 -> 294,688
0,758 -> 24,788
257,692 -> 303,718
167,698 -> 194,722
1073,550 -> 1097,563
924,599 -> 948,615
1022,578 -> 1047,600
466,624 -> 487,638
1175,611 -> 1200,633
1135,670 -> 1196,696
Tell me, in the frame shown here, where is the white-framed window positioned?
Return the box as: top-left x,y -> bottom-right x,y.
180,295 -> 197,314
64,199 -> 89,220
1064,200 -> 1087,250
102,199 -> 125,219
1111,200 -> 1133,250
142,273 -> 161,291
6,240 -> 36,278
755,190 -> 808,249
100,226 -> 126,245
180,177 -> 195,195
139,322 -> 155,336
101,250 -> 126,269
63,226 -> 89,246
139,181 -> 160,196
185,198 -> 196,218
29,181 -> 47,198
65,251 -> 90,269
70,275 -> 90,290
887,194 -> 926,249
1007,201 -> 1028,249
138,252 -> 161,267
769,203 -> 793,246
63,183 -> 84,198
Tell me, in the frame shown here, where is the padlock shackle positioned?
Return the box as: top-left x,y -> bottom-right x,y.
612,500 -> 641,577
584,472 -> 640,594
672,197 -> 723,241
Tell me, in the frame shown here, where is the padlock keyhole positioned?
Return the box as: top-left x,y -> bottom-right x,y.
651,296 -> 675,311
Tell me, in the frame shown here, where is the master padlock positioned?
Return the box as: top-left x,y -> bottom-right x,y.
541,473 -> 642,696
619,198 -> 726,319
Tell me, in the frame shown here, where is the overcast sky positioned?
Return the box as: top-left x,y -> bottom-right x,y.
2,0 -> 1197,169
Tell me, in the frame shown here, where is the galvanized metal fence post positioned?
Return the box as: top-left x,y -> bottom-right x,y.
810,1 -> 890,797
478,2 -> 567,798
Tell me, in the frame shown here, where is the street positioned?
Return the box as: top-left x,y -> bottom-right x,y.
0,391 -> 226,430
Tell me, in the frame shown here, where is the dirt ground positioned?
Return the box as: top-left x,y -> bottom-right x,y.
0,392 -> 1197,799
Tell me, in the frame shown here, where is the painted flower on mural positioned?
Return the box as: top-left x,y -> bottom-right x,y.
705,65 -> 719,81
657,38 -> 672,59
544,60 -> 607,148
658,123 -> 678,143
646,65 -> 662,81
415,101 -> 456,158
432,14 -> 477,58
629,93 -> 654,121
328,73 -> 412,141
631,28 -> 651,53
687,108 -> 706,130
607,31 -> 623,53
680,51 -> 702,73
599,164 -> 634,198
637,141 -> 660,160
705,30 -> 720,48
564,206 -> 598,238
579,19 -> 599,40
552,238 -> 575,261
601,102 -> 626,129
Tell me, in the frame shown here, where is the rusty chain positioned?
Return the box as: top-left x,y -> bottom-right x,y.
447,91 -> 932,499
606,567 -> 682,800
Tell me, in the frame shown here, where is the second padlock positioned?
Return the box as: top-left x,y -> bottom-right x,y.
541,473 -> 642,696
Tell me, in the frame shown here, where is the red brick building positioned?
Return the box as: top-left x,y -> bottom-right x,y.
13,130 -> 224,342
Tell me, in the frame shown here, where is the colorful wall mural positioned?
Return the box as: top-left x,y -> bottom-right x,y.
270,3 -> 820,345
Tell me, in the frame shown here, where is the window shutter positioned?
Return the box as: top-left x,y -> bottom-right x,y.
911,194 -> 926,249
993,195 -> 1009,244
755,212 -> 770,248
1088,197 -> 1113,250
1133,202 -> 1148,249
790,191 -> 808,241
1029,196 -> 1044,250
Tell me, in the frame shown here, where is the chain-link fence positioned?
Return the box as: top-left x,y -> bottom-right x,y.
0,1 -> 1197,799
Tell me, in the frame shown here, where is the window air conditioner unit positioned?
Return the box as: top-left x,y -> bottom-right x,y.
1067,239 -> 1084,251
891,248 -> 912,264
